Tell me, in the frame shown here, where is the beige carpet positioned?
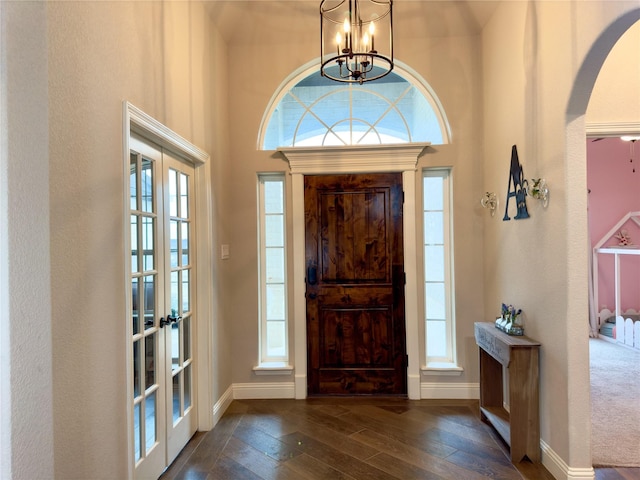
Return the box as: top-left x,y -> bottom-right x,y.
590,338 -> 640,467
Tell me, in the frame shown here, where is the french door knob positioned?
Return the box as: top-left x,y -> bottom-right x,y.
159,315 -> 181,328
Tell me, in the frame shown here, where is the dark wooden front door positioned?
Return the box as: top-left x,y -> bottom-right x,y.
305,173 -> 406,395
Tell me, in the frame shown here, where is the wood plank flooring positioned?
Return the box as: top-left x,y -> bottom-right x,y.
161,398 -> 565,480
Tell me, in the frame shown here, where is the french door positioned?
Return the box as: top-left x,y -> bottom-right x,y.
129,134 -> 197,479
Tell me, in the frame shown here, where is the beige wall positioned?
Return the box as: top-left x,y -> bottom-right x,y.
3,1 -> 640,478
483,0 -> 640,472
223,3 -> 486,386
208,12 -> 234,412
46,2 -> 228,478
1,1 -> 232,477
1,2 -> 53,479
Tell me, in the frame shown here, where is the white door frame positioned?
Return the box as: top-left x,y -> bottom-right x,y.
123,102 -> 213,479
278,144 -> 429,400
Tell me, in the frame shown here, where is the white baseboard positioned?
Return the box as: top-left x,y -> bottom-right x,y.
294,374 -> 306,399
541,440 -> 594,480
408,374 -> 421,399
212,385 -> 234,427
420,382 -> 479,399
233,382 -> 296,399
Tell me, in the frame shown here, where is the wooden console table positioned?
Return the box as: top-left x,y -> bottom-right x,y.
474,322 -> 540,463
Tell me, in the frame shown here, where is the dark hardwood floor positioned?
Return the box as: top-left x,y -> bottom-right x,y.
159,397 -> 597,480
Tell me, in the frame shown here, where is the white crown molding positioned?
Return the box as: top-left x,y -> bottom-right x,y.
278,143 -> 429,174
585,121 -> 640,137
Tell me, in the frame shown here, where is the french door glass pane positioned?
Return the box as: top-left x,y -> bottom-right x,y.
142,217 -> 155,271
182,270 -> 190,312
172,374 -> 180,424
171,271 -> 179,314
141,159 -> 153,213
145,334 -> 156,390
131,216 -> 139,273
134,402 -> 141,461
170,220 -> 178,267
181,223 -> 189,266
184,365 -> 192,411
171,322 -> 180,372
183,317 -> 191,361
133,339 -> 141,397
169,169 -> 178,217
180,173 -> 188,217
130,154 -> 138,211
132,277 -> 140,335
145,393 -> 156,454
143,275 -> 155,330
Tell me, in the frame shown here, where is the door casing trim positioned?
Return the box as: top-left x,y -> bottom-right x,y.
279,144 -> 429,400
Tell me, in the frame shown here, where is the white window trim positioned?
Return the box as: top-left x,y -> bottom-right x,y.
256,174 -> 291,370
422,168 -> 459,375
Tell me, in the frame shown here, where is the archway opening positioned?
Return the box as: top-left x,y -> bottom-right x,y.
566,9 -> 640,470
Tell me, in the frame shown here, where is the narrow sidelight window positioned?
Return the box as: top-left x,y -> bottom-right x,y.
257,174 -> 288,364
423,169 -> 455,365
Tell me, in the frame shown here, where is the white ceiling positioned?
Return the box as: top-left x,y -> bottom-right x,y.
205,1 -> 501,45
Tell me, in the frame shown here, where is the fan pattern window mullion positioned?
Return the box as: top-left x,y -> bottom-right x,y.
262,69 -> 445,149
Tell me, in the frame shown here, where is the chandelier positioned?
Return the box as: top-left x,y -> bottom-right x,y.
320,0 -> 394,84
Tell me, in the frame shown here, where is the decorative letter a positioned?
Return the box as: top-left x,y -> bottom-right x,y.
503,145 -> 529,221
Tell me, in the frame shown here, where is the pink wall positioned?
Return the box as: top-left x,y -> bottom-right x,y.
588,137 -> 640,313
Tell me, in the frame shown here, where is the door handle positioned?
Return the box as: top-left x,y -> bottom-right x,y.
159,315 -> 182,328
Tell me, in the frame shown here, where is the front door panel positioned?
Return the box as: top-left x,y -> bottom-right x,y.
305,173 -> 406,395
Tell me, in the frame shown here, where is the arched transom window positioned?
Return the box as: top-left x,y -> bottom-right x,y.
260,62 -> 451,150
